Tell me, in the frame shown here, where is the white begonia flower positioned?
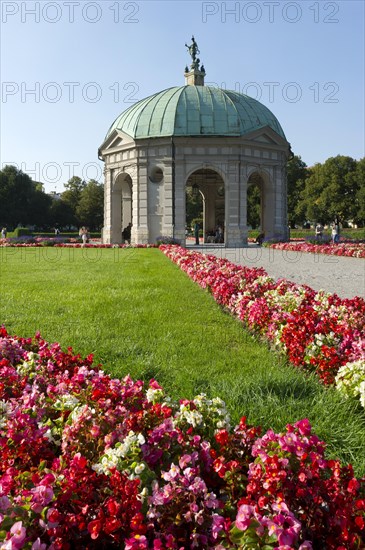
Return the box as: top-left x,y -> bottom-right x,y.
139,487 -> 148,501
360,381 -> 365,408
146,387 -> 164,403
92,430 -> 146,476
335,360 -> 365,408
70,404 -> 89,423
54,394 -> 80,411
181,408 -> 203,427
0,400 -> 10,428
137,433 -> 145,445
134,463 -> 145,475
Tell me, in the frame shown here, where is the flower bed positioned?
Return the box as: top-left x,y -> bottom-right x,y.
0,238 -> 158,249
268,241 -> 365,259
160,246 -> 365,408
0,328 -> 364,549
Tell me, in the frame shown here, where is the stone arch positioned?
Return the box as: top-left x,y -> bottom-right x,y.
247,169 -> 275,239
186,167 -> 226,244
111,171 -> 133,243
185,163 -> 228,184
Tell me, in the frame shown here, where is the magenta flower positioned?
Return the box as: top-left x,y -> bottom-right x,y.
30,484 -> 54,513
6,521 -> 26,549
124,535 -> 148,549
235,504 -> 256,531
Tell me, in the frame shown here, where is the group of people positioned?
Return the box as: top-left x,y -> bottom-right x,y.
204,225 -> 224,245
315,222 -> 340,244
255,232 -> 265,246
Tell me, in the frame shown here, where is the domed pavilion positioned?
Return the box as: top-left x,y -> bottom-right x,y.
98,38 -> 291,246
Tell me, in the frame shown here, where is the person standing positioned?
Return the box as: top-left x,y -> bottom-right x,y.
80,227 -> 88,247
1,227 -> 7,239
256,232 -> 265,246
194,222 -> 200,245
335,216 -> 340,243
331,223 -> 338,244
315,223 -> 323,240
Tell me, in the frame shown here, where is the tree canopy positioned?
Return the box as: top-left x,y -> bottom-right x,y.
294,155 -> 363,226
0,165 -> 52,228
0,166 -> 104,231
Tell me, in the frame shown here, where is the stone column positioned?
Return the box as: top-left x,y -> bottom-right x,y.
239,163 -> 248,245
225,161 -> 243,247
102,168 -> 113,244
162,160 -> 174,237
273,164 -> 288,240
132,162 -> 149,244
174,161 -> 186,244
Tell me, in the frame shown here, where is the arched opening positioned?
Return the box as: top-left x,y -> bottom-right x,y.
186,168 -> 225,244
247,171 -> 275,240
112,172 -> 132,243
247,173 -> 263,231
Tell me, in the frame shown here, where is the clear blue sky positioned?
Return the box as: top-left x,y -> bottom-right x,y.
1,0 -> 364,193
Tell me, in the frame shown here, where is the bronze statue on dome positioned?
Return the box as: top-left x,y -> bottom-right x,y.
185,36 -> 202,70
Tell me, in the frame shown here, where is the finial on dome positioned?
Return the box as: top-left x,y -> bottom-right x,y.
184,36 -> 206,86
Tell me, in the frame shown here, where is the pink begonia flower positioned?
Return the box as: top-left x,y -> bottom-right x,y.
268,512 -> 302,546
211,514 -> 225,539
2,522 -> 27,550
161,463 -> 180,481
30,485 -> 54,513
0,496 -> 10,512
149,378 -> 162,390
271,500 -> 290,514
124,534 -> 148,549
31,539 -> 47,550
179,454 -> 192,469
295,418 -> 312,436
235,504 -> 255,531
298,543 -> 313,550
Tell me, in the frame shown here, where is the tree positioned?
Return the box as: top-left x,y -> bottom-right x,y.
76,180 -> 104,230
247,185 -> 261,229
298,156 -> 358,225
286,155 -> 308,228
352,158 -> 365,227
49,199 -> 77,229
186,187 -> 203,229
0,165 -> 38,228
62,176 -> 86,217
27,189 -> 52,228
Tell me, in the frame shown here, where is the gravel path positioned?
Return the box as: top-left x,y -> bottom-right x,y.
190,245 -> 365,300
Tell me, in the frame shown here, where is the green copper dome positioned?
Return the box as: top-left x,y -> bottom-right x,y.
105,85 -> 286,141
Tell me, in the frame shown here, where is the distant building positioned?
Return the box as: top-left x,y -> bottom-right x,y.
48,191 -> 62,201
98,39 -> 291,245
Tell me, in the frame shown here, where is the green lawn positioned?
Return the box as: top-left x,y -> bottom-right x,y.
1,246 -> 364,474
